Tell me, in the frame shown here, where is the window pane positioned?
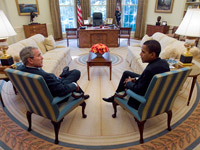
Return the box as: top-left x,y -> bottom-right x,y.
90,0 -> 106,20
122,0 -> 138,32
59,0 -> 76,33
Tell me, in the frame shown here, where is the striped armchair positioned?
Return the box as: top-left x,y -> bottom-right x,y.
4,68 -> 87,144
112,67 -> 191,143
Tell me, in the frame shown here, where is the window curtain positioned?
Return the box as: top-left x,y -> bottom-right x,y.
134,0 -> 148,39
107,0 -> 117,24
81,0 -> 90,20
49,0 -> 63,40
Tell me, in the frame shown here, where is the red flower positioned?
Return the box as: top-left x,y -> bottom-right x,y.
90,43 -> 109,54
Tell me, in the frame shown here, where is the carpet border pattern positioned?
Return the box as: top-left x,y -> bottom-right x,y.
0,82 -> 199,150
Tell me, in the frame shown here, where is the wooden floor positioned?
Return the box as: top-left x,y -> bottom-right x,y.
1,39 -> 200,149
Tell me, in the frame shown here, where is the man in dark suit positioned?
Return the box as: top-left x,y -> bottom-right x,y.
18,46 -> 89,99
103,40 -> 170,109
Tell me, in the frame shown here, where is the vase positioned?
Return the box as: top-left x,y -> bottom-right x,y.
96,52 -> 103,58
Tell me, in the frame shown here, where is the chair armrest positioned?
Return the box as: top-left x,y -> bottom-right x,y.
126,89 -> 146,104
52,93 -> 72,105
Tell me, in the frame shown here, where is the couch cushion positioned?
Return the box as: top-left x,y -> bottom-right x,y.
47,47 -> 69,57
29,34 -> 46,54
140,34 -> 153,47
152,32 -> 166,42
161,40 -> 199,59
44,35 -> 56,51
159,36 -> 177,50
7,42 -> 25,60
42,59 -> 59,73
18,38 -> 42,53
43,52 -> 64,63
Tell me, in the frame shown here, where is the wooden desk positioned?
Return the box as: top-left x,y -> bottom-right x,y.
146,25 -> 169,36
87,52 -> 112,80
79,27 -> 119,48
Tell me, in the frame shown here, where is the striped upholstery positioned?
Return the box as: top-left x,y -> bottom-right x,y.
115,67 -> 191,121
4,68 -> 84,122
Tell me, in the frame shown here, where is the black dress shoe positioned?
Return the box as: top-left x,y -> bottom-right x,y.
83,94 -> 90,100
102,96 -> 114,103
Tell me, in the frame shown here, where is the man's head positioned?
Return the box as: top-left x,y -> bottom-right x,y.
20,46 -> 43,68
140,40 -> 161,63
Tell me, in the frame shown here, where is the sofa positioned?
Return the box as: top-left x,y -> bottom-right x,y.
126,32 -> 200,74
6,34 -> 72,76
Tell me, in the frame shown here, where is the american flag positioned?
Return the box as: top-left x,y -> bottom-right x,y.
77,0 -> 83,26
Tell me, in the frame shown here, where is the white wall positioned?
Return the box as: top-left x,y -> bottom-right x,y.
145,0 -> 185,31
0,0 -> 53,44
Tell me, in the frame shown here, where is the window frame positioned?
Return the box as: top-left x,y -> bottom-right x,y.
121,0 -> 138,32
59,0 -> 77,33
90,0 -> 107,20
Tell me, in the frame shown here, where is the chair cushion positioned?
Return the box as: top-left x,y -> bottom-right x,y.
44,35 -> 56,51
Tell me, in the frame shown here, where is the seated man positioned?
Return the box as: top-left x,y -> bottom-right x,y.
18,46 -> 89,99
103,40 -> 170,109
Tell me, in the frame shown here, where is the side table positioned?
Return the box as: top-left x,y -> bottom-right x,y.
187,64 -> 200,106
174,63 -> 200,106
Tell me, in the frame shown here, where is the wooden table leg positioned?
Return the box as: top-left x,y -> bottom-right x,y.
87,63 -> 90,81
110,64 -> 112,80
0,95 -> 5,107
187,76 -> 197,106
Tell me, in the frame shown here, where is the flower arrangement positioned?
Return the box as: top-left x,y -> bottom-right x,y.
90,43 -> 109,54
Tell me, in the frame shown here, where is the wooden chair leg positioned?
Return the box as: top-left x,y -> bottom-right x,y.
112,101 -> 118,118
128,38 -> 130,46
167,110 -> 172,131
67,38 -> 69,47
0,95 -> 5,107
134,117 -> 146,144
51,119 -> 63,144
13,85 -> 18,95
26,111 -> 32,131
80,101 -> 87,118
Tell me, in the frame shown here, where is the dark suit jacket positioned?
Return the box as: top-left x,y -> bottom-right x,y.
18,65 -> 77,97
126,58 -> 170,109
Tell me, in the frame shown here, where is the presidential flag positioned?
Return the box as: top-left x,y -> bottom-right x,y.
77,0 -> 83,26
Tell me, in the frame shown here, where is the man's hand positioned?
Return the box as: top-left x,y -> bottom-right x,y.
124,76 -> 136,86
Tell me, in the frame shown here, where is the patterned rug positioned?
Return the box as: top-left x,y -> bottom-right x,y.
0,81 -> 200,150
1,39 -> 200,150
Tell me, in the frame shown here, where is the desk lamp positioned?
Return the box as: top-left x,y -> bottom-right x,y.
175,8 -> 200,66
0,10 -> 16,66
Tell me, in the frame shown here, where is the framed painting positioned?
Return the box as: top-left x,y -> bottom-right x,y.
16,0 -> 39,16
155,0 -> 174,13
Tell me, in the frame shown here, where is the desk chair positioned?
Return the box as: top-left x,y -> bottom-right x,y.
5,68 -> 87,144
112,67 -> 191,143
119,27 -> 131,46
66,28 -> 78,47
93,12 -> 103,26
